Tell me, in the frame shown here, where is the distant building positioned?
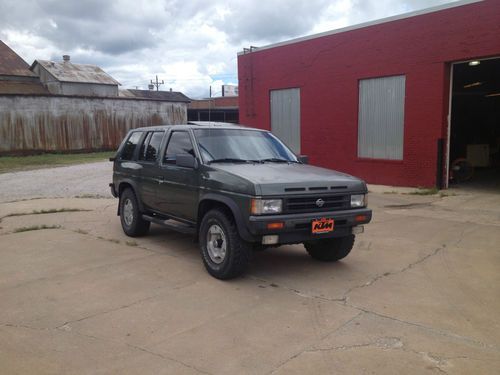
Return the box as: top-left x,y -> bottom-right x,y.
30,55 -> 120,97
120,89 -> 190,103
0,41 -> 190,154
0,41 -> 48,94
188,96 -> 239,123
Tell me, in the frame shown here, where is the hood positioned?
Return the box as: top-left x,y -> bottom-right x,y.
212,163 -> 367,196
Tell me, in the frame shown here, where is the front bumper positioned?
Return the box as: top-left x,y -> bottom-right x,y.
245,208 -> 372,244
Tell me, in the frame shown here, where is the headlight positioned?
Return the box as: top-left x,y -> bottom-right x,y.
350,194 -> 366,208
251,199 -> 282,215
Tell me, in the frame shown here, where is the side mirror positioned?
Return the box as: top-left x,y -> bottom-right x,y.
176,153 -> 198,169
298,155 -> 309,164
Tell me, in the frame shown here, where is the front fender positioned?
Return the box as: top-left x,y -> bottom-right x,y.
199,193 -> 253,242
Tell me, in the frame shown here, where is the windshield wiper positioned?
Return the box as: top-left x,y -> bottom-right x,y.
208,158 -> 253,164
258,158 -> 297,163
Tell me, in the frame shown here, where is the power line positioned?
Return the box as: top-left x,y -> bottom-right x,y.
150,75 -> 164,91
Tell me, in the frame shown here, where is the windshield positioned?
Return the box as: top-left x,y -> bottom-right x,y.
194,128 -> 298,164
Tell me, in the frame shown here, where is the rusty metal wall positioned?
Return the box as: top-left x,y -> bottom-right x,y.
0,95 -> 187,154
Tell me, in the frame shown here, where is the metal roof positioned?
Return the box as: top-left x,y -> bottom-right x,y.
238,0 -> 483,55
123,89 -> 191,102
0,41 -> 36,77
31,60 -> 120,85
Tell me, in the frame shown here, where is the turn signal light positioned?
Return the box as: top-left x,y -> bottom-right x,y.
355,215 -> 368,223
267,222 -> 284,230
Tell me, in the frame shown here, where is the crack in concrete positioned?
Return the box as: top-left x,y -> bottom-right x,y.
268,311 -> 363,374
125,342 -> 214,375
1,252 -> 156,291
349,308 -> 500,352
341,246 -> 445,303
1,321 -> 211,375
55,281 -> 198,330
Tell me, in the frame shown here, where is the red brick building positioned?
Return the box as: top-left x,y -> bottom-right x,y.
237,0 -> 500,188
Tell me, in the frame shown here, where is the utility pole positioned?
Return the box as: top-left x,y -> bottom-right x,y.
150,75 -> 164,91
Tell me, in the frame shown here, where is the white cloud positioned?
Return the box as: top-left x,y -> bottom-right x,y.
0,0 -> 459,98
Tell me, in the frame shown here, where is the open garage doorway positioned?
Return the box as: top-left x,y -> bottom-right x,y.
448,57 -> 500,191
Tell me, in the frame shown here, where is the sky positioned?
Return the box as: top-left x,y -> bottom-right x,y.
0,0 -> 459,98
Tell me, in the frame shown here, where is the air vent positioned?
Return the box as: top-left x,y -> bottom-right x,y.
285,187 -> 306,192
331,186 -> 348,190
309,187 -> 328,191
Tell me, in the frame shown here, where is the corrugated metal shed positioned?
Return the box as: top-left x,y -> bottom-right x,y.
122,89 -> 190,102
0,41 -> 36,77
30,60 -> 120,85
0,80 -> 49,95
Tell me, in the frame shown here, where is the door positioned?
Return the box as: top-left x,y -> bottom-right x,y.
136,130 -> 165,208
270,88 -> 301,154
156,130 -> 199,221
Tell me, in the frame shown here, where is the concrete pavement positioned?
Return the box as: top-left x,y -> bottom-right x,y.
0,189 -> 499,374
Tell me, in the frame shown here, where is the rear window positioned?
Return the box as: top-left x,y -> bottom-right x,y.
121,132 -> 142,160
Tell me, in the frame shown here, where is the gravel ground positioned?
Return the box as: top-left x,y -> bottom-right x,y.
0,161 -> 112,202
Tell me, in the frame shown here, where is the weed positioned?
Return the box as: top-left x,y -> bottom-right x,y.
74,194 -> 108,199
406,187 -> 439,196
97,236 -> 120,244
125,240 -> 138,247
13,225 -> 61,233
4,208 -> 90,220
74,229 -> 89,235
439,192 -> 457,197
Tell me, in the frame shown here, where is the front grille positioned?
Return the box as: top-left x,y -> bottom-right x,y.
284,194 -> 350,213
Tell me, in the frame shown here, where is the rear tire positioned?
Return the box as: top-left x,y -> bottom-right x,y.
119,188 -> 150,237
199,209 -> 251,280
304,235 -> 355,262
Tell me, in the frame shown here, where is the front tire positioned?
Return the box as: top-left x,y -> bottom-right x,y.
304,235 -> 355,262
119,188 -> 150,237
199,209 -> 251,280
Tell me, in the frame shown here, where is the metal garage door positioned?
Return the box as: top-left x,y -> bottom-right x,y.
270,88 -> 301,153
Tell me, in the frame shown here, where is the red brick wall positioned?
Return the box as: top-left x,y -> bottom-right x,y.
238,0 -> 500,187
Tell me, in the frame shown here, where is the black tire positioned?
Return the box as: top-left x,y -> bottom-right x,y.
119,188 -> 150,237
304,235 -> 355,262
199,209 -> 251,280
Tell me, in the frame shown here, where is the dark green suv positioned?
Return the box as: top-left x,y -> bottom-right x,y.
110,123 -> 371,279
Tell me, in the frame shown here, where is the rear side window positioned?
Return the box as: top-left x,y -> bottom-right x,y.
121,132 -> 142,160
164,131 -> 194,164
139,131 -> 164,162
147,132 -> 164,161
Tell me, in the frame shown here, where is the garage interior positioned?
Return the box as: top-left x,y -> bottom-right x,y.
449,57 -> 500,190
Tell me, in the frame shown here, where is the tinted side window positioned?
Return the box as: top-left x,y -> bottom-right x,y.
144,132 -> 164,162
138,132 -> 152,161
164,132 -> 194,164
121,132 -> 142,160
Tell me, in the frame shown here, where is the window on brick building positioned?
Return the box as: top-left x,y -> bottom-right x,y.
358,75 -> 405,160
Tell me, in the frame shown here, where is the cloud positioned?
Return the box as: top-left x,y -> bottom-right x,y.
0,0 -> 459,98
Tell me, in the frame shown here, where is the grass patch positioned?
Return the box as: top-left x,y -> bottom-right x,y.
0,152 -> 114,174
74,194 -> 108,199
125,240 -> 138,247
4,208 -> 90,219
383,191 -> 398,194
14,225 -> 61,233
406,187 -> 439,196
97,236 -> 120,244
439,192 -> 457,198
74,229 -> 89,235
